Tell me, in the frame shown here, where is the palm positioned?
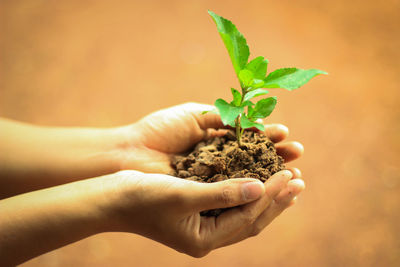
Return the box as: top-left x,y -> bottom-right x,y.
120,103 -> 302,174
122,103 -> 221,173
136,104 -> 212,153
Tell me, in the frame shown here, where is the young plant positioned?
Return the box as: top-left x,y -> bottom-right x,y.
207,10 -> 327,146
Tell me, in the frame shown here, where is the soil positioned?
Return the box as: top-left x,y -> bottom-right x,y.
170,130 -> 285,216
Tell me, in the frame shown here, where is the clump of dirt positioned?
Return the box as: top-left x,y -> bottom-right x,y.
170,130 -> 285,216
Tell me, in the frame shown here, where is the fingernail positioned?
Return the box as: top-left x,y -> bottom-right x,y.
293,141 -> 305,154
288,179 -> 306,191
242,181 -> 264,200
277,124 -> 289,134
287,168 -> 302,178
280,170 -> 293,180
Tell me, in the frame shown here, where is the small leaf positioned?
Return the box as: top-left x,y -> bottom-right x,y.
240,100 -> 253,107
246,56 -> 268,79
214,98 -> 244,125
243,89 -> 269,102
251,79 -> 265,89
252,97 -> 277,118
263,68 -> 327,90
230,88 -> 242,106
248,105 -> 255,117
241,115 -> 265,131
208,11 -> 250,76
201,108 -> 218,115
238,69 -> 254,88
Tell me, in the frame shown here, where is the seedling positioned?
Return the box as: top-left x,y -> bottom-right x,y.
206,11 -> 327,146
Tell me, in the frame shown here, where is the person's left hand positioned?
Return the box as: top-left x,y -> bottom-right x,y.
114,102 -> 304,173
102,169 -> 304,257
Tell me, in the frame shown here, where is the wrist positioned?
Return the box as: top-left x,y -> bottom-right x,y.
95,171 -> 144,233
44,126 -> 133,179
106,123 -> 148,171
0,121 -> 130,198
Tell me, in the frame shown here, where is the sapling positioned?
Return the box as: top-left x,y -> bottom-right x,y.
207,11 -> 327,146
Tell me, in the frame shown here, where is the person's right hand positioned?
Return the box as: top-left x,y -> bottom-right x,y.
114,103 -> 304,174
102,169 -> 305,257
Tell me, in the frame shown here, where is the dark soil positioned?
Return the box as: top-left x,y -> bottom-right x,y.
170,130 -> 285,216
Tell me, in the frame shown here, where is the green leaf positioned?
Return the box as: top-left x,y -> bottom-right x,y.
230,88 -> 242,106
214,98 -> 243,126
263,68 -> 328,90
246,56 -> 268,79
243,89 -> 269,102
251,79 -> 265,89
201,108 -> 218,115
240,100 -> 253,107
228,121 -> 236,127
240,115 -> 265,131
238,69 -> 254,88
248,105 -> 255,117
252,97 -> 277,118
208,11 -> 250,76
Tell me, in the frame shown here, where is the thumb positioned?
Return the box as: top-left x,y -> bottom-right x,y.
180,102 -> 225,130
186,178 -> 265,212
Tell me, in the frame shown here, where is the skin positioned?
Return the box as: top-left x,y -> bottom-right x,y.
0,102 -> 305,265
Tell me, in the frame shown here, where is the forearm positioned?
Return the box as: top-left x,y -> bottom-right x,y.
0,175 -> 116,266
0,118 -> 124,198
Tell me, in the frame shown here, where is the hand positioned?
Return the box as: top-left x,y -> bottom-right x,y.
104,169 -> 305,257
116,102 -> 304,173
0,167 -> 304,265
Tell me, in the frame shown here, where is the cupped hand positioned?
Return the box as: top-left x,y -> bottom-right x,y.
103,169 -> 305,257
116,102 -> 304,173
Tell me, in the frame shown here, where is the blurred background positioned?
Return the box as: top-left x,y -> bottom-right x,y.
1,0 -> 399,266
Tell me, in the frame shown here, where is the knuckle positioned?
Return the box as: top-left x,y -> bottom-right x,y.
114,170 -> 141,182
168,188 -> 188,207
249,225 -> 263,237
241,208 -> 258,225
275,193 -> 293,207
188,249 -> 210,258
186,240 -> 211,258
264,188 -> 273,201
218,186 -> 237,206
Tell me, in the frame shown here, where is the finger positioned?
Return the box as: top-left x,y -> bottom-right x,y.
181,102 -> 225,130
205,128 -> 229,139
220,178 -> 305,247
286,167 -> 302,179
289,196 -> 298,207
196,112 -> 226,130
275,179 -> 305,203
275,141 -> 304,162
233,123 -> 289,143
205,170 -> 292,248
263,124 -> 289,143
252,179 -> 305,229
186,178 -> 265,212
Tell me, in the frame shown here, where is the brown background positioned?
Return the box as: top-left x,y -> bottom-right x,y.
1,0 -> 400,266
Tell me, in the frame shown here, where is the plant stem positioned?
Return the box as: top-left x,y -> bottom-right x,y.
235,87 -> 248,147
235,116 -> 242,146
